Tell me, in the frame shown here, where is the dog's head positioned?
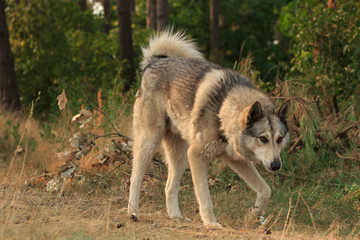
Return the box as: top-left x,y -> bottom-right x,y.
230,100 -> 290,172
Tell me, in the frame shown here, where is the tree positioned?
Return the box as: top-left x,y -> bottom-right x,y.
102,0 -> 111,34
156,0 -> 168,31
130,0 -> 135,12
0,0 -> 21,111
209,0 -> 220,62
78,0 -> 87,11
146,0 -> 157,30
117,0 -> 136,92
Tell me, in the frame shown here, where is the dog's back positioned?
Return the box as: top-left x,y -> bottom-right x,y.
138,31 -> 260,141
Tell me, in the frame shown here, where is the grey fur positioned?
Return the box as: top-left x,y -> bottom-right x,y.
128,31 -> 290,226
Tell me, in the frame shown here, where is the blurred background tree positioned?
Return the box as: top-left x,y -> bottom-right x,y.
0,0 -> 21,111
2,0 -> 359,120
279,0 -> 360,117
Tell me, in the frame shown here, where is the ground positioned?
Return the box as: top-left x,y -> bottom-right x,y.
0,175 -> 355,240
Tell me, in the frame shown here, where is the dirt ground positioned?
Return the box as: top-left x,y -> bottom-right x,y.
1,183 -> 351,240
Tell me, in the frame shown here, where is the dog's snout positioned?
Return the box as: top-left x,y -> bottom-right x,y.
270,160 -> 281,171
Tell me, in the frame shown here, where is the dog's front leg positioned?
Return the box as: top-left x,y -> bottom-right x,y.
223,156 -> 271,216
187,145 -> 221,227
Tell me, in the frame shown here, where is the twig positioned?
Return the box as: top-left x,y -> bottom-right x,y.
103,160 -> 126,178
336,120 -> 360,138
265,208 -> 282,234
276,172 -> 315,183
332,95 -> 339,116
335,151 -> 359,161
288,134 -> 303,154
6,98 -> 37,180
271,96 -> 289,99
314,96 -> 322,116
287,193 -> 301,233
331,189 -> 360,207
281,196 -> 293,239
300,193 -> 317,234
90,133 -> 126,142
82,91 -> 130,140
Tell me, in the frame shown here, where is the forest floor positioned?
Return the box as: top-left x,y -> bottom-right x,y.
0,107 -> 359,240
0,169 -> 357,240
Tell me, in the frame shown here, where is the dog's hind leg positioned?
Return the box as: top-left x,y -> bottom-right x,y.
223,157 -> 271,216
128,98 -> 166,217
162,132 -> 189,218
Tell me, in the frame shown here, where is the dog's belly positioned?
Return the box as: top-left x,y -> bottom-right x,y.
166,117 -> 182,136
165,104 -> 192,141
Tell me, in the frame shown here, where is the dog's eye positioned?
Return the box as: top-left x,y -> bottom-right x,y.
259,136 -> 268,143
277,137 -> 283,144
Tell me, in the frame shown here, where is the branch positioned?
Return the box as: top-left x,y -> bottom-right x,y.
103,160 -> 127,178
82,91 -> 130,140
335,151 -> 359,161
331,188 -> 360,207
90,133 -> 126,142
336,120 -> 360,138
288,134 -> 303,154
332,95 -> 339,116
314,96 -> 322,116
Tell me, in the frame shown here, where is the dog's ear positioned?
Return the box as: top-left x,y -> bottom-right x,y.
246,101 -> 264,126
277,99 -> 290,120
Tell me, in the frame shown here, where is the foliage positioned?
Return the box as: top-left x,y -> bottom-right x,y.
169,0 -> 290,83
4,0 -> 292,117
6,0 -> 122,118
220,0 -> 290,81
279,0 -> 360,114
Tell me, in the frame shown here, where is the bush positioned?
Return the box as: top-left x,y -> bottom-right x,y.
280,0 -> 360,115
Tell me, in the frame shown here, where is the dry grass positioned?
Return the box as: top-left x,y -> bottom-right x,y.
1,179 -> 358,240
0,106 -> 359,240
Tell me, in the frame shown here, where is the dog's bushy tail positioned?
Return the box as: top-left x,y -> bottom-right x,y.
140,29 -> 204,70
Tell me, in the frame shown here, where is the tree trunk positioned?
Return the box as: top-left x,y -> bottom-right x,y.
156,0 -> 168,31
0,0 -> 21,111
130,0 -> 135,12
210,0 -> 221,63
102,0 -> 111,34
146,0 -> 157,30
116,0 -> 136,92
78,0 -> 87,11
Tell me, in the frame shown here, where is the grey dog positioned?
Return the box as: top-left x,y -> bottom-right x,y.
127,30 -> 290,226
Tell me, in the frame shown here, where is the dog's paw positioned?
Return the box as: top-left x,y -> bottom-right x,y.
248,205 -> 261,215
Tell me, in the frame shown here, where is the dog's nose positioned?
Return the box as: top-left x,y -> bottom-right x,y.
270,160 -> 281,171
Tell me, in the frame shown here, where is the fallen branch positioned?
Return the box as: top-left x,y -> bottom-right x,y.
335,151 -> 360,161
